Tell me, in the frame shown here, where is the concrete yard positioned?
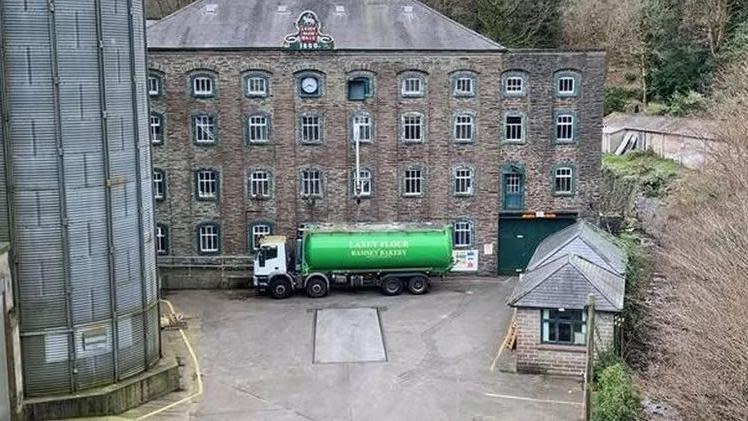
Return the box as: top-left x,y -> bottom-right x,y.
155,278 -> 584,421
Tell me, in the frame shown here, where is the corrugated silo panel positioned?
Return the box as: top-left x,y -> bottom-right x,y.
21,334 -> 72,396
114,248 -> 143,313
145,306 -> 160,365
117,313 -> 145,379
74,323 -> 115,390
69,257 -> 111,324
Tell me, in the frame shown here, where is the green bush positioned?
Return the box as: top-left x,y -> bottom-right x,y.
593,347 -> 623,383
667,90 -> 705,117
592,363 -> 642,421
605,88 -> 628,115
645,102 -> 668,116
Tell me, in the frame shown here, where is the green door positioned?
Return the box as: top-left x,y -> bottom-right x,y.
498,215 -> 576,275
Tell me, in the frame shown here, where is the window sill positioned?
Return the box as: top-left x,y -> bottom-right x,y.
402,140 -> 425,144
248,140 -> 271,145
192,94 -> 215,99
503,92 -> 527,98
196,197 -> 219,202
246,93 -> 269,99
554,141 -> 577,145
553,192 -> 575,197
454,140 -> 474,145
299,141 -> 324,145
402,194 -> 424,198
194,142 -> 217,146
453,193 -> 474,198
537,343 -> 586,353
249,196 -> 273,201
501,140 -> 526,145
453,93 -> 475,99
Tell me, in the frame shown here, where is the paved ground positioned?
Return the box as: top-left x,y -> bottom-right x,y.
148,278 -> 583,421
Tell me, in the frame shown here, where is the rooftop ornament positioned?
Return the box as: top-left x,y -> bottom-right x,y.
283,10 -> 335,51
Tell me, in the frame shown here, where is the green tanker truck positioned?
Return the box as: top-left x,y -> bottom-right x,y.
252,223 -> 454,299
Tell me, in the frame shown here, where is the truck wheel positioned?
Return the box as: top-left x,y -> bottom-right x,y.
269,277 -> 293,299
306,277 -> 328,298
407,276 -> 429,295
381,277 -> 404,296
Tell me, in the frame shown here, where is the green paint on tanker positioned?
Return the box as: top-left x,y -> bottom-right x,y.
302,226 -> 453,275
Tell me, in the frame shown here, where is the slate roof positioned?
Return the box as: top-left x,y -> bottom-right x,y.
604,112 -> 719,141
527,221 -> 627,275
507,254 -> 625,312
146,0 -> 504,50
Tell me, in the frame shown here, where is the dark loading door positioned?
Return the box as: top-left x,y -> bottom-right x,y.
498,215 -> 577,275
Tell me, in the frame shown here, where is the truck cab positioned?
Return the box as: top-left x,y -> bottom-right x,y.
252,235 -> 295,298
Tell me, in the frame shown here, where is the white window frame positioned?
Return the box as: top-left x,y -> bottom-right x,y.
248,114 -> 270,143
354,168 -> 372,197
454,167 -> 474,196
556,114 -> 574,142
301,169 -> 322,197
153,169 -> 165,200
454,76 -> 474,96
453,220 -> 473,248
505,76 -> 524,94
148,75 -> 161,96
352,114 -> 372,142
192,75 -> 214,97
402,113 -> 424,143
251,224 -> 272,251
155,225 -> 168,255
194,114 -> 216,144
249,170 -> 272,199
403,168 -> 423,196
300,115 -> 322,143
454,114 -> 474,143
505,114 -> 524,142
247,76 -> 268,97
198,224 -> 219,254
554,167 -> 573,195
149,113 -> 163,144
197,170 -> 218,199
558,77 -> 575,95
401,76 -> 424,97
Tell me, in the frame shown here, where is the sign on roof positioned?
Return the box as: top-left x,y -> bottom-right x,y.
283,10 -> 335,50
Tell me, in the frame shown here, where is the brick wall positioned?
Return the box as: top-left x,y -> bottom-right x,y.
148,49 -> 606,277
515,307 -> 616,377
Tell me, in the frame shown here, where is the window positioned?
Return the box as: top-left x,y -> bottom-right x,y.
554,166 -> 574,195
403,168 -> 423,196
155,224 -> 168,255
502,164 -> 524,210
402,113 -> 424,143
352,168 -> 372,197
352,114 -> 372,142
504,114 -> 524,142
401,75 -> 424,97
556,113 -> 575,142
148,73 -> 162,97
192,74 -> 215,97
454,114 -> 474,143
348,77 -> 372,101
300,114 -> 322,143
149,113 -> 163,145
198,223 -> 220,254
542,309 -> 586,345
153,168 -> 165,201
246,76 -> 268,97
300,169 -> 322,197
196,169 -> 218,200
247,114 -> 270,143
250,223 -> 272,251
193,114 -> 216,144
453,220 -> 473,248
453,73 -> 475,97
454,167 -> 474,196
249,170 -> 272,199
502,71 -> 528,97
555,71 -> 581,97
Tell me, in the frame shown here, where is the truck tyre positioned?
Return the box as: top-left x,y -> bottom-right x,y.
306,277 -> 328,298
269,277 -> 293,299
407,276 -> 429,295
381,277 -> 404,296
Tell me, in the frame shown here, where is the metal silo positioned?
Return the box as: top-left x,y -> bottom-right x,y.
0,0 -> 160,396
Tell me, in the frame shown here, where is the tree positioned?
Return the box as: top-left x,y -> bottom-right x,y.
476,0 -> 562,48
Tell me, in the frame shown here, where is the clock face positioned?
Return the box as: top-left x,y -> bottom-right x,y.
301,77 -> 319,94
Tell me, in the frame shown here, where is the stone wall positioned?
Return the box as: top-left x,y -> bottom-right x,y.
515,307 -> 616,376
148,49 -> 606,278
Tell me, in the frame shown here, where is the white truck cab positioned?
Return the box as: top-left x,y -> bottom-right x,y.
252,236 -> 291,293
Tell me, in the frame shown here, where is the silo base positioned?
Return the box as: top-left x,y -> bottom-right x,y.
21,359 -> 180,421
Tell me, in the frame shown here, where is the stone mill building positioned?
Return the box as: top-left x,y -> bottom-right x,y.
145,0 -> 606,285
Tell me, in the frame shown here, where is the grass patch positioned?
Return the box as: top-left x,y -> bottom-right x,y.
602,150 -> 682,198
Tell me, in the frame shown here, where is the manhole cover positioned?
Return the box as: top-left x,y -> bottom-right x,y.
313,308 -> 387,364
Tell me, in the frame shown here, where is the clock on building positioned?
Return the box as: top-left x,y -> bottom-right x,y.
301,76 -> 319,95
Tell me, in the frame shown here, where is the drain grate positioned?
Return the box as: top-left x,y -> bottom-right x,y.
313,307 -> 387,364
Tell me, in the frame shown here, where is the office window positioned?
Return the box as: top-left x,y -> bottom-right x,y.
149,113 -> 163,145
453,73 -> 476,97
558,77 -> 575,95
542,309 -> 586,345
348,76 -> 372,101
454,167 -> 474,196
250,223 -> 272,251
153,168 -> 165,200
401,74 -> 424,97
193,114 -> 216,144
198,223 -> 220,254
556,114 -> 574,142
192,74 -> 215,97
247,114 -> 270,143
352,168 -> 372,197
300,114 -> 322,143
196,169 -> 218,200
502,71 -> 528,97
155,224 -> 168,255
300,169 -> 322,197
403,168 -> 423,196
504,114 -> 524,142
249,170 -> 272,199
555,71 -> 581,97
246,76 -> 268,97
402,113 -> 424,143
454,114 -> 474,143
453,220 -> 473,248
352,114 -> 372,142
554,166 -> 574,195
148,73 -> 162,97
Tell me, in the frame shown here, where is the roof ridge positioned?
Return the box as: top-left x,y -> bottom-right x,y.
530,224 -> 579,269
411,0 -> 504,49
150,0 -> 210,28
569,255 -> 621,310
509,255 -> 568,305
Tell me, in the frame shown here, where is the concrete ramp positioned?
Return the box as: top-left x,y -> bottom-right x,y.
314,308 -> 387,364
